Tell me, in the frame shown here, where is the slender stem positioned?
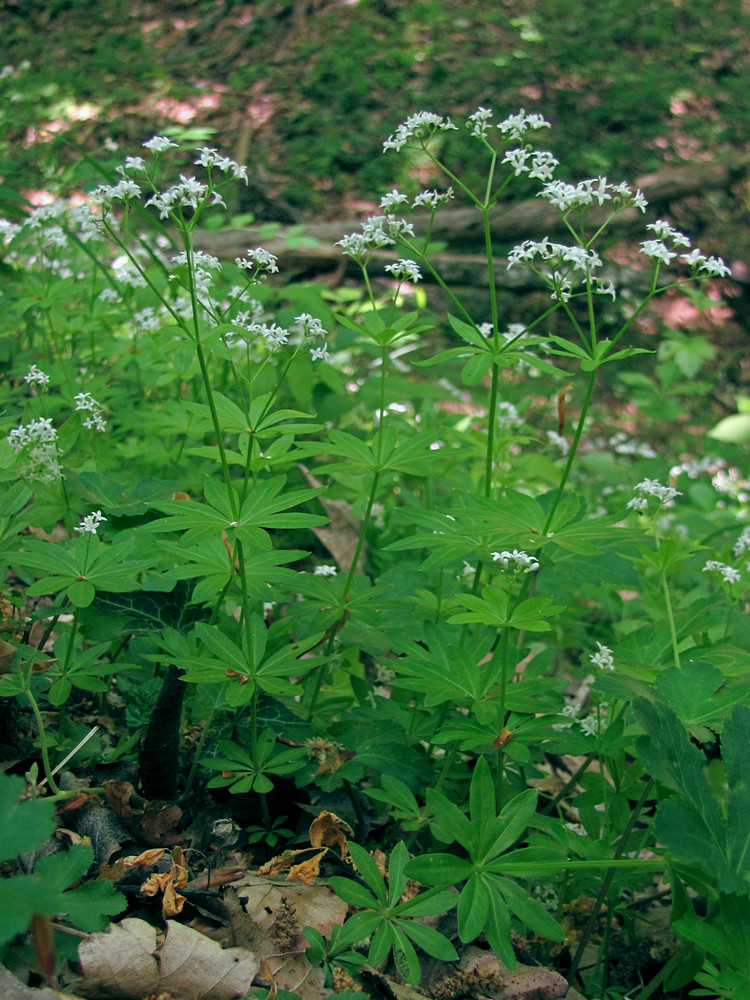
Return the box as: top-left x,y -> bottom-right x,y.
661,569 -> 681,669
25,687 -> 61,795
566,777 -> 655,986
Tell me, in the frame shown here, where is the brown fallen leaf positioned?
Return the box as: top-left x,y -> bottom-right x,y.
309,810 -> 353,855
77,917 -> 259,1000
299,464 -> 365,572
460,945 -> 569,999
286,849 -> 327,885
101,780 -> 182,847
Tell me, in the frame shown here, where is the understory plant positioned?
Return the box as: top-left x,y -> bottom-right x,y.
0,107 -> 746,999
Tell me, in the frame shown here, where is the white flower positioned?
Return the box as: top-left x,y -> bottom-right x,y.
547,430 -> 569,455
496,401 -> 521,429
467,106 -> 493,139
382,111 -> 458,152
702,560 -> 742,584
143,135 -> 179,153
75,510 -> 107,535
640,240 -> 677,265
24,365 -> 50,386
496,109 -> 551,142
74,391 -> 107,433
699,255 -> 731,278
379,189 -> 409,210
235,247 -> 279,274
310,343 -> 329,361
491,549 -> 540,573
590,642 -> 614,671
314,564 -> 338,576
124,155 -> 146,172
385,258 -> 422,283
502,147 -> 531,175
629,478 -> 681,509
733,527 -> 750,557
412,187 -> 453,209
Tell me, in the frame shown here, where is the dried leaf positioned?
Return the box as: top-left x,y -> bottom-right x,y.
309,811 -> 353,855
78,917 -> 259,1000
162,879 -> 186,917
299,465 -> 364,572
257,849 -> 310,877
125,848 -> 166,869
286,849 -> 327,885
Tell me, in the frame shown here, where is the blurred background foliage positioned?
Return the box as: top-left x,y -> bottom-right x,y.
1,0 -> 748,219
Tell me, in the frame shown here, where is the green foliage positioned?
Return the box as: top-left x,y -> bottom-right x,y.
0,105 -> 745,997
0,773 -> 125,952
331,842 -> 458,985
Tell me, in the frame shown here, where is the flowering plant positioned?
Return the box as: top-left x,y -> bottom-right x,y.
0,109 -> 746,998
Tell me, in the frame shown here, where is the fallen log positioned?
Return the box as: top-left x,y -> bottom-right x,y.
193,155 -> 750,285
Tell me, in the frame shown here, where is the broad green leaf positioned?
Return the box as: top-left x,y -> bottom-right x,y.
0,773 -> 56,862
457,873 -> 490,943
348,841 -> 387,904
387,841 -> 409,904
405,853 -> 473,885
391,924 -> 421,985
481,787 -> 539,864
470,756 -> 497,860
487,873 -> 565,941
399,919 -> 458,961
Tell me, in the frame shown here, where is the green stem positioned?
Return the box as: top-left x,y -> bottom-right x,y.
566,777 -> 655,986
25,686 -> 61,795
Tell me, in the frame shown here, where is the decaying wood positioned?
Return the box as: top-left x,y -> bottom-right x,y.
194,156 -> 750,285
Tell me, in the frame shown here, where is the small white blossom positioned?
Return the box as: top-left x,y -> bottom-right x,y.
467,106 -> 493,138
379,189 -> 409,210
385,258 -> 422,283
24,365 -> 50,386
496,109 -> 551,142
590,642 -> 614,671
235,247 -> 279,274
628,478 -> 681,509
143,135 -> 179,153
733,527 -> 750,557
382,111 -> 458,152
310,343 -> 330,361
491,549 -> 540,573
412,187 -> 453,209
314,564 -> 338,576
75,510 -> 107,535
702,560 -> 742,584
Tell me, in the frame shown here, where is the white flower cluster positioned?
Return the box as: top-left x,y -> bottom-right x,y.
234,247 -> 279,275
24,364 -> 50,387
313,565 -> 338,576
639,220 -> 730,277
495,109 -> 552,142
171,248 -> 222,295
502,148 -> 559,181
547,430 -> 569,455
507,237 -> 613,302
379,188 -> 454,212
609,432 -> 657,459
74,391 -> 106,433
589,641 -> 614,671
627,478 -> 681,512
702,560 -> 742,585
491,549 -> 540,573
7,417 -> 61,482
496,401 -> 522,429
336,214 -> 415,260
385,258 -> 422,283
554,702 -> 609,736
733,526 -> 750,557
382,111 -> 458,152
75,510 -> 107,535
540,177 -> 647,213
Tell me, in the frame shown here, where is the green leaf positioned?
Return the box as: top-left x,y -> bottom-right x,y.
487,873 -> 565,941
481,788 -> 539,865
405,853 -> 474,885
391,924 -> 421,985
387,841 -> 409,905
470,756 -> 496,860
347,842 -> 388,904
634,699 -> 750,893
0,773 -> 56,863
457,873 -> 490,943
398,919 -> 458,961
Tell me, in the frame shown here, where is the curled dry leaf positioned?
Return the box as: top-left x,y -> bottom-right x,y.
78,917 -> 259,1000
286,848 -> 327,884
309,810 -> 352,855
